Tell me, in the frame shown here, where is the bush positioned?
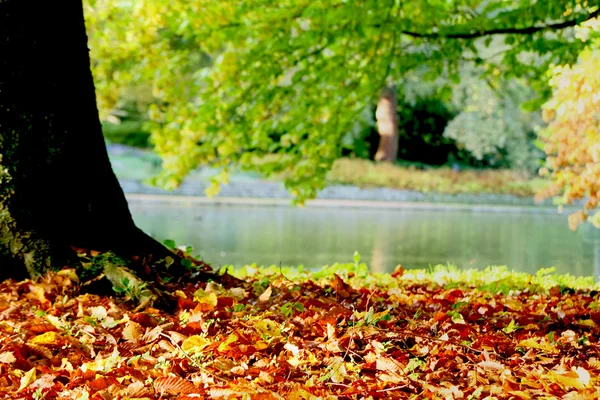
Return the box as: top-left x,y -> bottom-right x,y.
102,120 -> 151,148
443,81 -> 544,172
357,96 -> 502,167
327,158 -> 546,196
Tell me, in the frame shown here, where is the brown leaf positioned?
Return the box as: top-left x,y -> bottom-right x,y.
331,274 -> 351,298
122,321 -> 143,342
142,325 -> 164,343
154,376 -> 198,394
28,323 -> 59,334
26,343 -> 53,359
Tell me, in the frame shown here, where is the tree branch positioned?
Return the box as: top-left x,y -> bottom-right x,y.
400,8 -> 600,39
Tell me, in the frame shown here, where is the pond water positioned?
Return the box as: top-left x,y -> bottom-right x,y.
129,200 -> 600,277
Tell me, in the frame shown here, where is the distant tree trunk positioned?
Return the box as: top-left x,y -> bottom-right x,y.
0,1 -> 180,281
374,86 -> 399,163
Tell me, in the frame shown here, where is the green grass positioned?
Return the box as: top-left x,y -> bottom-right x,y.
222,262 -> 599,294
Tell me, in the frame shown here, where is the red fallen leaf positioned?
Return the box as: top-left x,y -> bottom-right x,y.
445,289 -> 464,302
447,323 -> 473,339
591,311 -> 600,325
303,298 -> 328,308
177,298 -> 197,310
217,296 -> 235,308
69,370 -> 96,388
87,376 -> 119,391
548,286 -> 562,297
331,274 -> 352,298
28,323 -> 59,334
391,265 -> 405,278
154,376 -> 198,394
180,321 -> 204,335
433,311 -> 448,322
316,316 -> 338,329
130,312 -> 160,328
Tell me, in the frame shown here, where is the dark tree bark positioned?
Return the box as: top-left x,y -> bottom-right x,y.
374,86 -> 399,163
0,1 -> 183,281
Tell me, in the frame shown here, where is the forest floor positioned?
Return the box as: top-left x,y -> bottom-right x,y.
1,259 -> 599,399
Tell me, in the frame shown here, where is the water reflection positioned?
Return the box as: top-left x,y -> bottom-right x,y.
129,200 -> 600,277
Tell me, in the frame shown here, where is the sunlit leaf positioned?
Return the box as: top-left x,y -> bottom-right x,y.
29,331 -> 61,345
0,351 -> 15,364
18,368 -> 36,392
182,335 -> 210,352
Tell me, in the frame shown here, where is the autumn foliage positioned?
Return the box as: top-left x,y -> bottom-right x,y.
537,49 -> 600,230
1,263 -> 600,399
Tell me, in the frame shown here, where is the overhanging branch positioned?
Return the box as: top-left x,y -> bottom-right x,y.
401,8 -> 600,39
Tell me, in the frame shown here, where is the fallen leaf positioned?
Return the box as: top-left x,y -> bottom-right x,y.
258,286 -> 272,302
18,368 -> 36,392
154,376 -> 197,394
0,351 -> 15,364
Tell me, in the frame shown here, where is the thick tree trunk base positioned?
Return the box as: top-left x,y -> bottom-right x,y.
0,0 -> 209,283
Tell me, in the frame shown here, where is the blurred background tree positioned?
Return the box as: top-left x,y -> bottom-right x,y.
536,18 -> 600,229
85,0 -> 598,201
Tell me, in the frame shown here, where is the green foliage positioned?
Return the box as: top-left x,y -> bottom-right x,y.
85,0 -> 597,201
280,302 -> 304,318
102,120 -> 151,148
162,239 -> 176,251
327,158 -> 546,196
79,252 -> 127,281
112,277 -> 150,302
396,97 -> 461,165
225,261 -> 600,295
444,77 -> 544,172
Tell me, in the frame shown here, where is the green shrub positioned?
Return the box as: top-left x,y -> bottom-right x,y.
327,158 -> 547,196
102,120 -> 151,148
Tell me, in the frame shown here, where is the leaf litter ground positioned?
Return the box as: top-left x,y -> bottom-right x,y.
0,262 -> 599,399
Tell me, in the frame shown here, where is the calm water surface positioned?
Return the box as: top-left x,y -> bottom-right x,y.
129,201 -> 600,277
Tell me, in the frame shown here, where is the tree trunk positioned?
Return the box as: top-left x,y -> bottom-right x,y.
374,86 -> 399,163
0,1 -> 181,281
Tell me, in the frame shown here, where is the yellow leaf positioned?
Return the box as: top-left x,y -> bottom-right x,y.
217,333 -> 239,352
517,338 -> 558,353
28,285 -> 47,303
577,319 -> 597,328
327,357 -> 347,383
254,341 -> 269,350
193,288 -> 218,310
29,331 -> 61,345
254,319 -> 281,338
18,368 -> 36,392
548,369 -> 589,390
182,335 -> 210,352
